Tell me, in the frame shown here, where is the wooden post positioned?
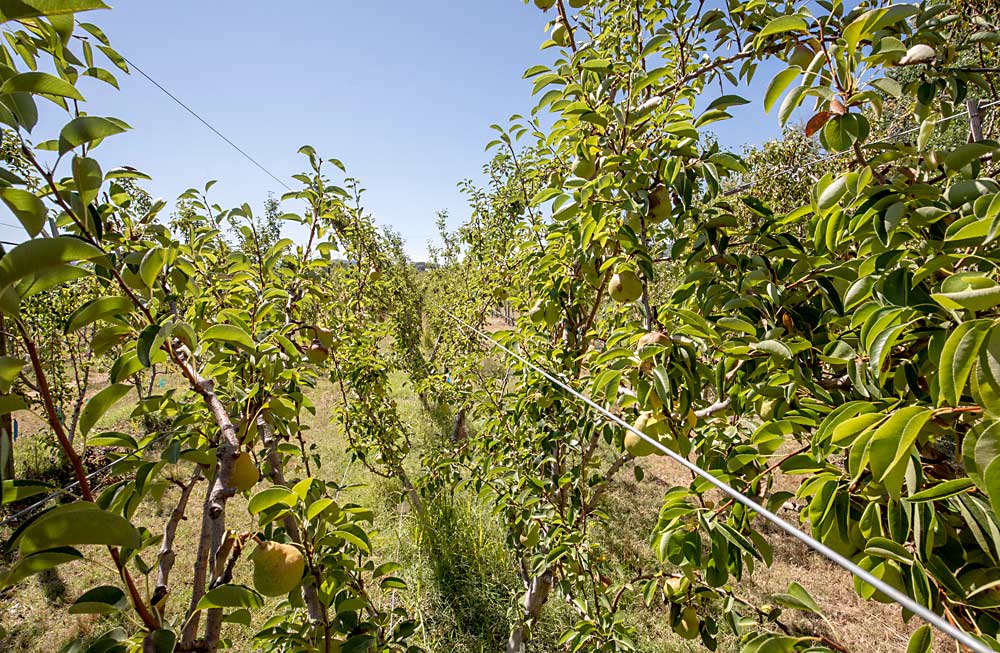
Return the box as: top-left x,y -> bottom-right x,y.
968,99 -> 984,142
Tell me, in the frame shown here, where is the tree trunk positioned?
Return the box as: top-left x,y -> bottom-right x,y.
0,313 -> 13,483
507,570 -> 553,653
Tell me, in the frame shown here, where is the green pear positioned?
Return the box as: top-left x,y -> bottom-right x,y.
609,270 -> 642,303
675,606 -> 700,640
625,414 -> 662,457
648,185 -> 672,223
534,0 -> 556,8
572,156 -> 597,180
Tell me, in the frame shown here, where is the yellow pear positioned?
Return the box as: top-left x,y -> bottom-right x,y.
663,576 -> 689,599
230,452 -> 260,493
637,331 -> 671,351
305,339 -> 329,364
251,541 -> 305,597
624,414 -> 661,457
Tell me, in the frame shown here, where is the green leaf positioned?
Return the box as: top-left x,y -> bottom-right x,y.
71,155 -> 103,206
138,248 -> 165,288
202,324 -> 255,351
195,584 -> 263,611
785,581 -> 821,613
773,581 -> 822,614
0,237 -> 104,293
868,407 -> 932,499
706,94 -> 749,111
247,486 -> 297,515
0,355 -> 24,393
777,84 -> 806,127
223,609 -> 251,625
59,116 -> 128,155
0,546 -> 82,589
2,479 -> 53,503
78,383 -> 131,440
945,142 -> 998,173
865,537 -> 913,564
907,625 -> 933,653
68,585 -> 126,614
16,502 -> 141,554
0,0 -> 108,22
764,67 -> 801,114
843,5 -> 919,50
0,188 -> 47,237
136,323 -> 167,368
0,394 -> 25,415
932,285 -> 1000,313
751,339 -> 792,359
939,320 -> 992,406
983,459 -> 1000,522
717,317 -> 756,335
907,478 -> 975,503
144,630 -> 176,653
64,295 -> 133,333
817,175 -> 848,212
0,72 -> 83,100
758,15 -> 808,39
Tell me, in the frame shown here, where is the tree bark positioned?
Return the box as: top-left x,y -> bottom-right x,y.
507,570 -> 553,653
154,466 -> 202,609
0,313 -> 13,482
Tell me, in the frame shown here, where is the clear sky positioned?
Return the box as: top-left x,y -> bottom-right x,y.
2,1 -> 788,259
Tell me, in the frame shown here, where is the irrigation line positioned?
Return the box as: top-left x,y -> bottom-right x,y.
442,308 -> 990,653
119,54 -> 292,192
1,429 -> 175,527
724,99 -> 1000,197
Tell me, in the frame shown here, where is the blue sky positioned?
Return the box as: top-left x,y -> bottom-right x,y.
4,1 -> 788,259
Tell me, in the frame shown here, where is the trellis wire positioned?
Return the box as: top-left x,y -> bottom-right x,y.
442,308 -> 990,653
1,429 -> 174,527
119,55 -> 292,192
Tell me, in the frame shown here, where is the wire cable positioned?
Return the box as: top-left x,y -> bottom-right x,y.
119,55 -> 292,192
724,99 -> 1000,197
441,308 -> 991,653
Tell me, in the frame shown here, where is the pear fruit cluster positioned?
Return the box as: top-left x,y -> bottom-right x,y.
251,541 -> 306,597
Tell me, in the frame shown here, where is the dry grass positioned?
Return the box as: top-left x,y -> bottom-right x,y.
635,453 -> 945,653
